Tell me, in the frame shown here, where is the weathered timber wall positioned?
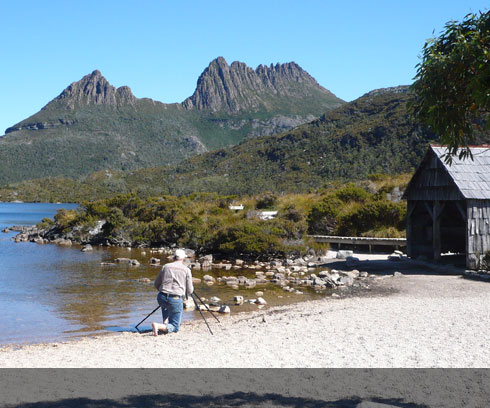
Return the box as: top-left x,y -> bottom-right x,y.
405,154 -> 462,201
467,199 -> 490,269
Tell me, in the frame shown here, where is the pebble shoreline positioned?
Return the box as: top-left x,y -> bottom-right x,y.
1,270 -> 489,368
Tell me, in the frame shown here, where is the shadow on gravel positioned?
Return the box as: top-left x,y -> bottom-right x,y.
324,258 -> 464,276
7,392 -> 429,408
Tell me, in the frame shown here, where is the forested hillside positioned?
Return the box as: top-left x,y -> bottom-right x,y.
0,58 -> 343,185
0,87 -> 448,202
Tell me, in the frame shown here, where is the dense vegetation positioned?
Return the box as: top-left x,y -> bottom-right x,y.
40,177 -> 408,258
411,11 -> 490,161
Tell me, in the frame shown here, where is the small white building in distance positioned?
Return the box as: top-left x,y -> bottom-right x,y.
229,204 -> 244,211
257,211 -> 278,220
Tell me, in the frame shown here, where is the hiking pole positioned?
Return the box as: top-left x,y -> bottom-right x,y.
193,290 -> 221,323
191,293 -> 213,335
135,305 -> 161,333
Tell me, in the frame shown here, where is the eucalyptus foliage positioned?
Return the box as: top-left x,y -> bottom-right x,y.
411,11 -> 490,162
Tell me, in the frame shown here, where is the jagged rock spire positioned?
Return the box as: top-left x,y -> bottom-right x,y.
183,57 -> 337,113
54,70 -> 136,109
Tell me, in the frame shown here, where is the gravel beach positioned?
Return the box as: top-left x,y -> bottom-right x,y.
1,265 -> 489,368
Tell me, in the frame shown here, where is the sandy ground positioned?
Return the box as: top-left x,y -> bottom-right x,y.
1,262 -> 489,369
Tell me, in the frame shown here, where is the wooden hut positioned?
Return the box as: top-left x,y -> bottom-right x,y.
403,145 -> 490,269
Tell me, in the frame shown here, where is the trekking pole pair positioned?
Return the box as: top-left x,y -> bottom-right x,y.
134,290 -> 220,334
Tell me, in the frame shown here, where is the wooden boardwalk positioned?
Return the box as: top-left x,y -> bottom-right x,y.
310,235 -> 406,252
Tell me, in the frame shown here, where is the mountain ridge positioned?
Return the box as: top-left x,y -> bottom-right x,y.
5,86 -> 478,203
0,58 -> 343,185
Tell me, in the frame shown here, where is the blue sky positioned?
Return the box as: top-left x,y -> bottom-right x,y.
0,0 -> 488,134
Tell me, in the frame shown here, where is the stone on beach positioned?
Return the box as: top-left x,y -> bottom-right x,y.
339,271 -> 357,279
389,253 -> 403,261
336,250 -> 353,259
337,276 -> 354,286
255,297 -> 267,305
234,296 -> 244,305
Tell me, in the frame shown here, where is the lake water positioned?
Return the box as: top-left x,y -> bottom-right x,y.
0,203 -> 324,346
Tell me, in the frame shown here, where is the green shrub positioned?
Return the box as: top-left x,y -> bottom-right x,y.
53,209 -> 79,232
103,207 -> 128,238
37,217 -> 55,230
83,201 -> 111,218
368,173 -> 385,181
336,200 -> 406,236
256,192 -> 278,209
213,221 -> 285,258
334,183 -> 370,203
307,196 -> 343,234
145,218 -> 169,244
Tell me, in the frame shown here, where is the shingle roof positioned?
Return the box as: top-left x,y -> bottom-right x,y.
431,146 -> 490,199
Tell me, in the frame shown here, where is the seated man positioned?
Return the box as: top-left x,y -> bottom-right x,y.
152,249 -> 193,335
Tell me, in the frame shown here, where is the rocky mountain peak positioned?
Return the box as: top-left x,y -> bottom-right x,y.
53,70 -> 136,109
183,57 -> 339,113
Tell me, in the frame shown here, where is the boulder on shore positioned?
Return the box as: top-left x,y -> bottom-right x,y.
57,239 -> 72,247
336,250 -> 353,259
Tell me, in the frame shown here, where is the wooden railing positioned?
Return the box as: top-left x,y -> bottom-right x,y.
309,235 -> 406,252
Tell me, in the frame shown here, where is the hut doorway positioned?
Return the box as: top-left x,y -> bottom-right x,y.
440,201 -> 466,255
407,200 -> 466,263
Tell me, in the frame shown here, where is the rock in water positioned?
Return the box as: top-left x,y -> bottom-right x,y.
218,305 -> 231,314
183,299 -> 195,310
